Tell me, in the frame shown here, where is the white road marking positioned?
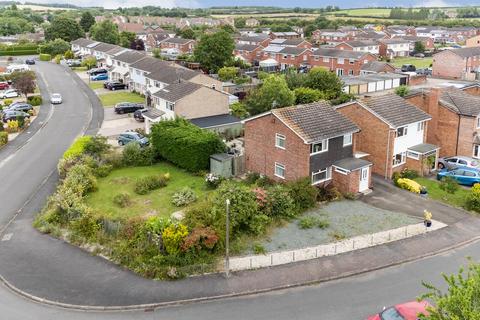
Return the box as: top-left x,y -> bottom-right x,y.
1,233 -> 12,241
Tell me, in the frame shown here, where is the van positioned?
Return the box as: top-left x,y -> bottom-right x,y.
6,64 -> 30,74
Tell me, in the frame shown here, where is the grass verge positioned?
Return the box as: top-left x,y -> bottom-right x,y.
391,57 -> 433,69
98,91 -> 144,107
414,177 -> 469,208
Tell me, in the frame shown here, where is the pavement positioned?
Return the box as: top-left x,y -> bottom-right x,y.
0,61 -> 480,316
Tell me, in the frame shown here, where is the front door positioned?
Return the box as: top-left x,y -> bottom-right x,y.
359,167 -> 369,192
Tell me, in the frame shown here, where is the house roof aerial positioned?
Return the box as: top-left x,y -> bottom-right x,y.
113,50 -> 146,64
312,48 -> 369,59
129,56 -> 172,72
153,81 -> 203,102
360,61 -> 395,72
92,43 -> 119,53
146,66 -> 199,84
445,47 -> 480,58
357,94 -> 431,128
439,87 -> 480,116
235,43 -> 261,51
71,38 -> 98,47
272,101 -> 360,143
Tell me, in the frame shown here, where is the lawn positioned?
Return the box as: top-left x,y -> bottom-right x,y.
72,66 -> 88,72
88,82 -> 104,90
391,57 -> 433,69
85,162 -> 210,220
332,8 -> 394,17
415,177 -> 470,208
98,91 -> 145,107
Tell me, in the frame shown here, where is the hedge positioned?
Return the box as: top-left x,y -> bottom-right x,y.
0,49 -> 38,56
39,53 -> 51,61
150,118 -> 226,172
27,95 -> 42,106
63,136 -> 92,160
0,131 -> 7,148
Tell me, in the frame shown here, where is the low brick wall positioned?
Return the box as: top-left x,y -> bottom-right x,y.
226,220 -> 446,272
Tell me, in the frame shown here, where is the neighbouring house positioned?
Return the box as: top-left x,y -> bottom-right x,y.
466,35 -> 480,48
335,40 -> 380,55
71,38 -> 100,57
260,46 -> 312,70
245,18 -> 260,27
237,34 -> 271,47
269,31 -> 301,39
360,61 -> 396,74
234,43 -> 264,64
336,94 -> 437,179
243,101 -> 373,194
400,36 -> 435,51
144,81 -> 232,133
406,86 -> 480,159
144,32 -> 172,52
309,48 -> 377,76
109,50 -> 146,84
354,30 -> 389,42
341,73 -> 408,95
269,38 -> 312,49
160,37 -> 196,54
378,38 -> 411,58
432,47 -> 480,80
129,56 -> 175,94
311,29 -> 352,45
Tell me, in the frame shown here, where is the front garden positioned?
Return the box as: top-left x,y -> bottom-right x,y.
98,91 -> 145,107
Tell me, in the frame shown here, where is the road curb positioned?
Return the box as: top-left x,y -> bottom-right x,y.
1,233 -> 479,312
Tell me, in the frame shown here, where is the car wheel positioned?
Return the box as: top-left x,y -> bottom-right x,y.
118,140 -> 124,146
112,87 -> 115,91
438,163 -> 445,169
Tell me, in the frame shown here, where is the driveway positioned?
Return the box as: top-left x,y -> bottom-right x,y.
98,108 -> 144,140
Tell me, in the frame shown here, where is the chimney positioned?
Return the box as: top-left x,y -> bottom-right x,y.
426,87 -> 442,143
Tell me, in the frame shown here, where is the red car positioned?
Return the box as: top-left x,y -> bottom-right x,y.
0,82 -> 9,90
367,301 -> 430,320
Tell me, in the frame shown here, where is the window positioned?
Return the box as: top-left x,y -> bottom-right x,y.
407,151 -> 420,160
275,133 -> 286,149
166,102 -> 175,111
349,59 -> 354,65
417,121 -> 425,131
348,69 -> 354,75
393,152 -> 406,166
334,167 -> 348,175
477,117 -> 480,129
475,145 -> 480,159
311,139 -> 328,154
338,58 -> 344,64
323,57 -> 329,62
275,163 -> 285,179
343,133 -> 353,146
396,126 -> 408,137
312,167 -> 332,184
336,68 -> 344,76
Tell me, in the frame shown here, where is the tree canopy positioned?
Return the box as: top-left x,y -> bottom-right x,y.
304,67 -> 344,100
39,38 -> 70,56
79,11 -> 95,33
193,30 -> 235,73
245,74 -> 295,115
90,20 -> 120,45
45,16 -> 84,42
119,31 -> 136,48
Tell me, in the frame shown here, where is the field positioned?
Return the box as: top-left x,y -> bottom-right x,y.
331,8 -> 394,17
18,4 -> 74,11
212,13 -> 318,20
85,163 -> 210,220
391,57 -> 433,69
98,91 -> 145,107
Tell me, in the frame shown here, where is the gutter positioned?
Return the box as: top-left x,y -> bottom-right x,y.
455,114 -> 461,155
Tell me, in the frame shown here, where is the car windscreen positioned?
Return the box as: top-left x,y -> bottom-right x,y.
380,307 -> 404,320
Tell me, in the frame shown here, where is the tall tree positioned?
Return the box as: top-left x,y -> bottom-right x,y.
176,27 -> 195,40
414,41 -> 426,53
304,67 -> 343,100
130,39 -> 145,51
245,75 -> 295,115
11,71 -> 36,98
45,17 -> 84,42
90,20 -> 120,45
193,30 -> 234,73
119,31 -> 136,48
79,11 -> 95,33
39,38 -> 70,56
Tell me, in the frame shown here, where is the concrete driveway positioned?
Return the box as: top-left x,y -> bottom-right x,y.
98,107 -> 144,141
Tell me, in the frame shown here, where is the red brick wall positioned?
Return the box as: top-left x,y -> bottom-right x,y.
334,43 -> 353,51
160,41 -> 195,53
309,54 -> 376,76
332,170 -> 359,193
234,47 -> 263,63
432,50 -> 465,79
463,86 -> 480,96
408,75 -> 427,86
244,114 -> 310,182
274,51 -> 311,67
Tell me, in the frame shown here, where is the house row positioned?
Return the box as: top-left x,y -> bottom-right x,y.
432,47 -> 480,80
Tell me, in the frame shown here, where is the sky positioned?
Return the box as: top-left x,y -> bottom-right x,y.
25,0 -> 479,9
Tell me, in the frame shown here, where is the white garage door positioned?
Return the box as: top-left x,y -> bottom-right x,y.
393,79 -> 400,87
368,81 -> 376,92
376,81 -> 384,91
384,80 -> 392,89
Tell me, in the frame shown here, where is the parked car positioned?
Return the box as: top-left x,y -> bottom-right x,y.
66,59 -> 81,67
117,131 -> 149,147
90,73 -> 108,81
437,167 -> 480,186
0,82 -> 9,90
114,102 -> 144,114
87,68 -> 108,76
25,58 -> 35,65
414,53 -> 425,58
50,93 -> 62,104
0,89 -> 19,99
367,301 -> 430,320
437,156 -> 480,170
401,64 -> 416,72
106,81 -> 127,91
5,103 -> 32,113
2,110 -> 30,122
133,108 -> 148,122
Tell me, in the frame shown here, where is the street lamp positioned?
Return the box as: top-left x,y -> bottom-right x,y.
225,198 -> 231,278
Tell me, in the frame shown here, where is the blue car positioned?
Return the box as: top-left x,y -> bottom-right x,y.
437,167 -> 480,186
91,73 -> 108,81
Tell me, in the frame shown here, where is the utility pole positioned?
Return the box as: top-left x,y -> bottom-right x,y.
225,199 -> 230,278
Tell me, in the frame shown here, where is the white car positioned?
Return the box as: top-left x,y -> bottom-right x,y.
0,89 -> 19,99
50,93 -> 62,104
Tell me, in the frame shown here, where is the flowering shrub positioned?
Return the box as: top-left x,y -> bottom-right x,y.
397,178 -> 421,193
253,187 -> 268,208
205,173 -> 222,189
6,120 -> 19,133
181,226 -> 219,253
63,136 -> 92,160
466,183 -> 480,212
162,223 -> 189,255
171,187 -> 197,207
0,131 -> 7,147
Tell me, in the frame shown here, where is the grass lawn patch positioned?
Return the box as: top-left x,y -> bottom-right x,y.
98,91 -> 144,107
85,162 -> 209,220
72,66 -> 88,72
88,82 -> 104,90
391,57 -> 433,69
415,177 -> 469,208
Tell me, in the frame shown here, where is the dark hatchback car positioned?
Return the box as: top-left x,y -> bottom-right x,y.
87,68 -> 108,76
106,81 -> 127,91
133,108 -> 148,122
25,58 -> 35,65
114,102 -> 144,114
2,110 -> 30,122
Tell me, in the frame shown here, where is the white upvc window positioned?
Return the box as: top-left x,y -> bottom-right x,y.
476,116 -> 480,129
474,145 -> 480,159
393,152 -> 407,167
166,102 -> 175,111
323,57 -> 329,62
417,121 -> 425,131
349,59 -> 354,64
338,58 -> 344,64
275,133 -> 286,149
310,139 -> 328,154
312,167 -> 332,184
343,133 -> 353,146
407,151 -> 420,160
334,167 -> 349,175
275,162 -> 286,179
396,126 -> 408,137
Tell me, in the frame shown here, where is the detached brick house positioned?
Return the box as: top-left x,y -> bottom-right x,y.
336,94 -> 438,179
311,29 -> 353,45
378,38 -> 410,58
234,43 -> 264,64
406,87 -> 480,160
260,46 -> 312,70
335,40 -> 380,55
432,47 -> 480,80
309,48 -> 377,76
160,37 -> 196,54
244,101 -> 373,194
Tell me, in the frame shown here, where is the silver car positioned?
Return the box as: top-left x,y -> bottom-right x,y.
50,93 -> 62,104
438,156 -> 480,170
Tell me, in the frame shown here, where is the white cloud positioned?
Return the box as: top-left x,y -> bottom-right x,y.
21,0 -> 200,9
415,0 -> 457,7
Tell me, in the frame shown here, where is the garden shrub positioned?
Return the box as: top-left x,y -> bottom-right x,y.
69,213 -> 100,242
16,116 -> 25,129
298,216 -> 316,229
113,192 -> 132,208
39,53 -> 51,61
180,226 -> 219,253
466,184 -> 480,212
27,95 -> 42,106
317,185 -> 341,202
62,164 -> 97,196
150,118 -> 226,172
84,135 -> 111,158
63,136 -> 92,160
400,168 -> 419,180
6,120 -> 19,133
162,223 -> 189,255
392,171 -> 401,186
172,187 -> 197,207
95,164 -> 113,178
252,243 -> 266,255
245,172 -> 261,185
183,198 -> 216,230
440,176 -> 459,194
103,152 -> 123,169
134,175 -> 167,195
205,173 -> 222,189
3,99 -> 12,106
266,185 -> 297,218
122,143 -> 155,167
0,131 -> 7,147
287,178 -> 318,210
397,178 -> 421,193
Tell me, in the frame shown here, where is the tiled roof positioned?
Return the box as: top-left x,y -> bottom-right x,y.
378,38 -> 410,44
279,47 -> 310,55
71,38 -> 97,47
105,46 -> 128,56
343,40 -> 379,47
333,158 -> 371,171
360,61 -> 395,72
130,56 -> 172,72
272,101 -> 359,143
153,81 -> 203,102
447,47 -> 480,58
93,43 -> 119,53
163,37 -> 194,44
235,43 -> 261,51
312,48 -> 368,59
146,66 -> 199,84
113,50 -> 146,64
358,94 -> 431,128
439,87 -> 480,116
238,35 -> 269,42
189,114 -> 241,128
